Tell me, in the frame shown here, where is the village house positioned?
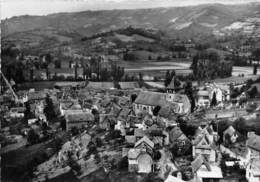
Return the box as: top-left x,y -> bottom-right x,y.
8,107 -> 25,118
59,100 -> 82,116
246,132 -> 260,182
99,114 -> 115,130
223,125 -> 240,146
192,125 -> 218,163
196,90 -> 211,108
169,126 -> 191,155
27,91 -> 47,117
191,155 -> 223,182
128,136 -> 154,173
133,91 -> 190,115
28,91 -> 47,104
164,174 -> 185,182
247,132 -> 260,160
246,159 -> 260,182
145,129 -> 166,147
65,111 -> 94,131
197,83 -> 230,108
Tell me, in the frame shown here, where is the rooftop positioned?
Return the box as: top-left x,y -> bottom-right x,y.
247,133 -> 260,152
134,91 -> 167,107
65,112 -> 94,123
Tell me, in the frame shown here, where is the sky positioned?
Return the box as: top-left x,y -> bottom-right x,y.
1,0 -> 260,19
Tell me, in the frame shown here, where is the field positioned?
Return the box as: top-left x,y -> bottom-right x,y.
118,61 -> 260,81
118,61 -> 192,78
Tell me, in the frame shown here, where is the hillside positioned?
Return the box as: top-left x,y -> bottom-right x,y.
1,3 -> 260,57
2,3 -> 260,38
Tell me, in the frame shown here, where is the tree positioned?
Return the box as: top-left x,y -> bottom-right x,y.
71,127 -> 80,136
184,81 -> 195,112
117,156 -> 128,170
164,70 -> 171,87
45,53 -> 52,64
174,77 -> 181,88
252,48 -> 260,60
211,92 -> 217,106
138,72 -> 144,87
54,59 -> 61,68
111,63 -> 125,81
92,108 -> 100,123
253,64 -> 258,75
30,68 -> 34,81
191,50 -> 232,80
153,105 -> 161,116
248,86 -> 258,98
74,62 -> 78,81
131,94 -> 137,103
24,102 -> 33,120
44,95 -> 56,121
27,129 -> 40,145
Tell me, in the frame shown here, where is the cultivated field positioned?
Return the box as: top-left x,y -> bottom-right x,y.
119,61 -> 260,81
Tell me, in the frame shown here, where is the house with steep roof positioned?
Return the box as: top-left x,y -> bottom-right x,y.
192,155 -> 223,182
127,136 -> 155,174
192,125 -> 218,162
127,148 -> 153,173
135,136 -> 154,156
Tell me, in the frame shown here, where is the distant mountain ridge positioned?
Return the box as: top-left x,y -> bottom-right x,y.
1,3 -> 260,39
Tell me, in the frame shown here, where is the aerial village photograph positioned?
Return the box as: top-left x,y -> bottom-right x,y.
1,0 -> 260,181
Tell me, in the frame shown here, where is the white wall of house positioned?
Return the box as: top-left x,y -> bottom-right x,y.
197,96 -> 210,107
133,103 -> 154,115
246,163 -> 260,182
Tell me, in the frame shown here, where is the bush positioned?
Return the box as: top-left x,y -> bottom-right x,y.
117,156 -> 128,170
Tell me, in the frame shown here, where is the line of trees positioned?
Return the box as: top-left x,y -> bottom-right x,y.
190,50 -> 233,80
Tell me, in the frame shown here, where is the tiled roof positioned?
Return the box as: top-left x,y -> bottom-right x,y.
28,91 -> 47,100
65,112 -> 94,123
223,125 -> 236,137
159,104 -> 178,119
134,91 -> 167,106
135,136 -> 154,149
86,82 -> 114,89
118,108 -> 131,121
247,133 -> 260,152
134,128 -> 145,137
119,82 -> 140,89
191,155 -> 211,173
169,127 -> 187,143
167,77 -> 175,90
